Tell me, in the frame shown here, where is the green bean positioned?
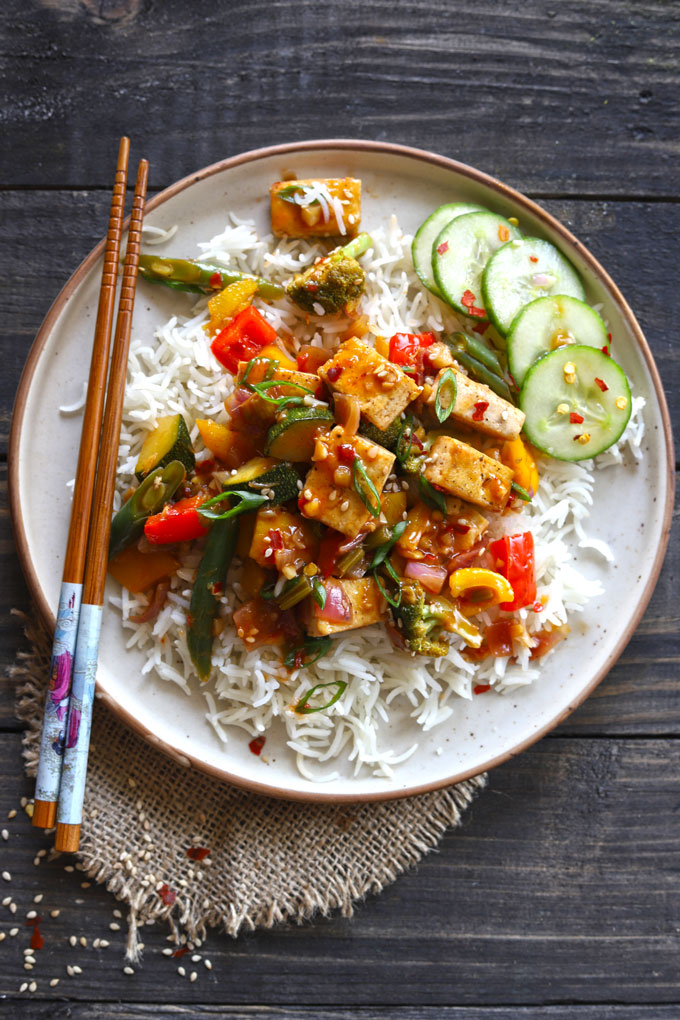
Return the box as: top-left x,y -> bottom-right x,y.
138,255 -> 284,301
277,576 -> 313,610
336,547 -> 365,577
108,461 -> 185,561
451,350 -> 515,404
187,517 -> 238,680
447,331 -> 504,375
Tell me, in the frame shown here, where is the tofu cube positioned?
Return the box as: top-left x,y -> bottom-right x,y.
299,427 -> 395,538
249,507 -> 317,570
270,178 -> 361,238
318,337 -> 419,429
424,436 -> 513,512
306,578 -> 386,636
422,369 -> 525,441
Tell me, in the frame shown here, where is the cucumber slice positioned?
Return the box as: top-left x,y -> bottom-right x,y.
507,295 -> 608,387
265,405 -> 334,461
135,413 -> 195,481
432,212 -> 521,319
412,202 -> 486,296
520,345 -> 631,461
482,237 -> 585,336
223,457 -> 300,504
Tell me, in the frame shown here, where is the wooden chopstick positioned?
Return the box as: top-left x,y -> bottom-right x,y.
33,137 -> 131,832
54,158 -> 149,855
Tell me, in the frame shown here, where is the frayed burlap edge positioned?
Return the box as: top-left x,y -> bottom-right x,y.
11,609 -> 486,960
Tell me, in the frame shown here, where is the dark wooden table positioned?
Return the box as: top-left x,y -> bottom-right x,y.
2,1 -> 678,1016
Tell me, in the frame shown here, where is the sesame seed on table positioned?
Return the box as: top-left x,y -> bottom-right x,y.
1,0 -> 679,1016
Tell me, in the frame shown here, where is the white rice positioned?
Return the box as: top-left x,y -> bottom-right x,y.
109,215 -> 645,780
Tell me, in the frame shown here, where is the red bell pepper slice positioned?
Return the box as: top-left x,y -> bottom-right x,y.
488,531 -> 537,611
388,332 -> 435,366
211,305 -> 278,374
144,494 -> 210,545
317,531 -> 346,578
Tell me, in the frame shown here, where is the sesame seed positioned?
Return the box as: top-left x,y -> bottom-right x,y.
26,910 -> 37,920
204,959 -> 212,970
2,896 -> 10,906
99,939 -> 110,948
1,829 -> 8,841
162,948 -> 173,956
20,982 -> 28,993
7,810 -> 16,819
123,966 -> 135,975
113,909 -> 122,918
9,902 -> 16,914
50,909 -> 60,918
2,871 -> 11,882
80,936 -> 87,947
20,798 -> 27,807
24,962 -> 34,971
81,882 -> 91,889
64,866 -> 74,873
190,971 -> 198,982
340,500 -> 350,512
191,953 -> 202,962
33,858 -> 40,867
128,777 -> 137,789
29,981 -> 37,993
25,956 -> 36,966
72,965 -> 82,975
0,933 -> 5,942
178,966 -> 186,977
50,978 -> 60,987
110,922 -> 121,931
9,927 -> 19,936
69,935 -> 77,946
37,849 -> 47,858
66,966 -> 74,977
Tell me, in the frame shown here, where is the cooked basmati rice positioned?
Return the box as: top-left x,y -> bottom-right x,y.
108,215 -> 645,780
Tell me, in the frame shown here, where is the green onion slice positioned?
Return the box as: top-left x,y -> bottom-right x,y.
511,482 -> 533,502
395,414 -> 415,467
198,488 -> 267,521
311,578 -> 327,609
277,183 -> 320,207
294,677 -> 347,713
373,561 -> 403,609
418,477 -> 447,515
434,368 -> 457,423
352,458 -> 381,517
284,636 -> 333,671
240,357 -> 277,386
369,520 -> 407,569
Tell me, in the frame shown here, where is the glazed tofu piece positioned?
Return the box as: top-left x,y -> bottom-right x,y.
270,178 -> 361,238
421,369 -> 525,441
299,427 -> 395,538
424,435 -> 513,512
307,578 -> 387,637
249,507 -> 317,572
318,337 -> 420,430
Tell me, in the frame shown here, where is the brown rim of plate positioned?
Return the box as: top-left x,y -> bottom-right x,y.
9,139 -> 676,803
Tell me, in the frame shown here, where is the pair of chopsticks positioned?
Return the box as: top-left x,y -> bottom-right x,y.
32,138 -> 149,853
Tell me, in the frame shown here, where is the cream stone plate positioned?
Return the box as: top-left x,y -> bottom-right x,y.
10,141 -> 674,801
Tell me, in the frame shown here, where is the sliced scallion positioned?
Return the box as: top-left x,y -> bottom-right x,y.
434,368 -> 457,423
352,458 -> 381,517
198,488 -> 267,521
511,482 -> 533,502
284,635 -> 333,671
294,678 -> 346,713
418,476 -> 447,515
369,520 -> 407,569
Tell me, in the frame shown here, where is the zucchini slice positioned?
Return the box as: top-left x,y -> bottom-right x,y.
222,457 -> 300,504
432,211 -> 522,319
135,413 -> 195,481
482,237 -> 585,337
358,417 -> 402,451
520,345 -> 631,461
412,202 -> 486,296
507,295 -> 608,387
265,406 -> 334,461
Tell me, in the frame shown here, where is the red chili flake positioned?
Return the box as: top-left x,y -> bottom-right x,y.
210,581 -> 224,597
594,377 -> 609,392
209,272 -> 223,289
30,925 -> 44,951
25,914 -> 42,928
529,255 -> 539,263
472,400 -> 489,422
436,240 -> 449,255
607,332 -> 612,341
472,320 -> 489,335
508,372 -> 519,390
186,846 -> 211,861
451,521 -> 470,535
158,883 -> 177,906
474,684 -> 492,695
268,529 -> 284,551
248,735 -> 266,756
326,364 -> 343,383
601,345 -> 610,357
573,434 -> 583,442
195,456 -> 216,475
533,601 -> 544,613
172,946 -> 190,958
461,290 -> 477,308
337,443 -> 357,465
569,412 -> 584,424
307,283 -> 319,292
294,649 -> 305,670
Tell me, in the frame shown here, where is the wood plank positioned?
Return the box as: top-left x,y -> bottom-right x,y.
0,1 -> 679,195
0,734 -> 678,1005
4,1006 -> 680,1019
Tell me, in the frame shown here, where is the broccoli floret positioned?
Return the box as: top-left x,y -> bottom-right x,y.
392,580 -> 455,658
287,233 -> 372,314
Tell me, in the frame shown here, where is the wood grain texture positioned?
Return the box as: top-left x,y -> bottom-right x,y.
1,1 -> 679,195
4,1008 -> 680,1020
0,733 -> 679,1005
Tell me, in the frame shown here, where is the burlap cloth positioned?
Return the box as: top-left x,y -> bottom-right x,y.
12,611 -> 486,958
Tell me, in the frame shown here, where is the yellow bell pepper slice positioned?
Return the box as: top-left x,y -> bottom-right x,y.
108,546 -> 179,594
206,278 -> 258,336
448,568 -> 514,615
443,606 -> 483,648
501,437 -> 539,497
256,343 -> 298,371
